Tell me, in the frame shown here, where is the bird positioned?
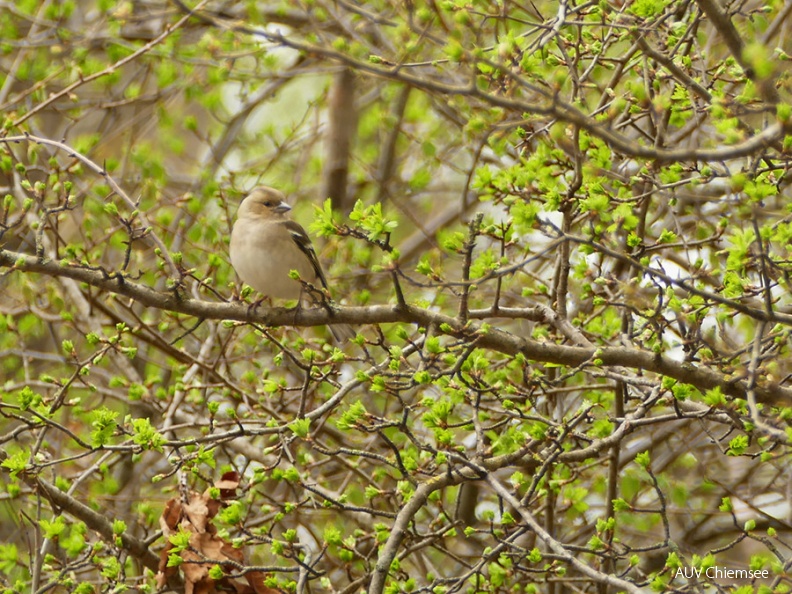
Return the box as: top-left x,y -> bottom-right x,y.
229,186 -> 354,341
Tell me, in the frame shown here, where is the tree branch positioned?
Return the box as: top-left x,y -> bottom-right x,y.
486,474 -> 643,593
28,472 -> 161,571
169,0 -> 789,165
2,247 -> 789,408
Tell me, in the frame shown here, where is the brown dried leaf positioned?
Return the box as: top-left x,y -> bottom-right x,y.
205,497 -> 223,521
181,542 -> 209,586
219,540 -> 244,564
216,471 -> 241,500
157,473 -> 264,594
155,541 -> 179,589
245,570 -> 279,594
194,531 -> 227,559
160,497 -> 183,533
183,491 -> 210,533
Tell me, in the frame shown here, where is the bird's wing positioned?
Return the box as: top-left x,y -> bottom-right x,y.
282,219 -> 329,289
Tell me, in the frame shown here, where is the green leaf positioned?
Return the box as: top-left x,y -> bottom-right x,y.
727,434 -> 749,456
1,450 -> 29,478
0,544 -> 18,574
130,417 -> 166,451
112,519 -> 126,535
208,565 -> 224,580
613,498 -> 631,512
91,407 -> 119,447
635,451 -> 651,469
40,516 -> 67,539
289,418 -> 311,439
324,525 -> 342,546
337,401 -> 368,430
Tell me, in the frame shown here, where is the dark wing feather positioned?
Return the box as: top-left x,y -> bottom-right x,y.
283,220 -> 329,289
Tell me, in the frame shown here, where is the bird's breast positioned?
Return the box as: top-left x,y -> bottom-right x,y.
230,220 -> 316,300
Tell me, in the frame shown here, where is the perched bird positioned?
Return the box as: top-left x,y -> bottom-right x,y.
229,186 -> 354,340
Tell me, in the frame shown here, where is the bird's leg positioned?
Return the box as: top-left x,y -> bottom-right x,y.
298,280 -> 329,309
295,282 -> 333,327
247,295 -> 270,318
293,289 -> 307,327
304,280 -> 334,312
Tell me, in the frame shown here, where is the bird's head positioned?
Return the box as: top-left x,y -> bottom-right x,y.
238,186 -> 292,219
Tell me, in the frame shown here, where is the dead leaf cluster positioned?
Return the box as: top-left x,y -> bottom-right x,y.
155,472 -> 276,594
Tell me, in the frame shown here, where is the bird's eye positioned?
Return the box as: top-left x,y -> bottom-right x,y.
263,200 -> 275,207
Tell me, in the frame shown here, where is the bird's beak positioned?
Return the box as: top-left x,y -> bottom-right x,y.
273,202 -> 292,214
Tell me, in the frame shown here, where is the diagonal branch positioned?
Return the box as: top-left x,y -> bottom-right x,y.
486,474 -> 643,593
19,470 -> 161,571
695,0 -> 780,103
11,0 -> 211,128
